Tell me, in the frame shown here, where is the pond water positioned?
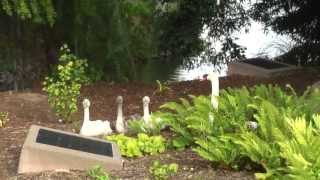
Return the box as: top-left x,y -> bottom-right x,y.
165,21 -> 290,82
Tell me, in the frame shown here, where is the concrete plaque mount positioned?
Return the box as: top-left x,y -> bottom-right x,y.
18,125 -> 123,174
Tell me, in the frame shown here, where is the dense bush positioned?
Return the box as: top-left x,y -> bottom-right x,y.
43,44 -> 89,122
158,84 -> 320,178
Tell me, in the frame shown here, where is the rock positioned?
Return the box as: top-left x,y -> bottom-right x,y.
55,169 -> 70,173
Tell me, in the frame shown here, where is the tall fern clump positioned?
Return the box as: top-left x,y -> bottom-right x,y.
233,100 -> 320,179
159,87 -> 254,150
159,95 -> 213,150
43,44 -> 89,123
158,84 -> 320,177
192,87 -> 256,167
279,114 -> 320,179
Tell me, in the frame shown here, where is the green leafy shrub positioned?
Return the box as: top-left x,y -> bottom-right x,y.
87,165 -> 110,180
157,84 -> 320,177
0,112 -> 9,128
105,133 -> 166,157
43,44 -> 89,122
149,161 -> 178,180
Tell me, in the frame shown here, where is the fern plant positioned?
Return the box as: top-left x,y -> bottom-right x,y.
159,87 -> 254,150
159,96 -> 211,150
277,114 -> 320,179
157,83 -> 320,177
231,98 -> 320,179
193,135 -> 241,168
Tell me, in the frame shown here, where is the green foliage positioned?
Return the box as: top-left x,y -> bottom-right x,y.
278,114 -> 320,179
87,165 -> 110,180
193,136 -> 240,168
157,84 -> 320,178
105,133 -> 166,158
127,119 -> 149,135
232,105 -> 320,179
159,87 -> 254,150
43,44 -> 89,123
250,0 -> 320,65
57,0 -> 157,82
149,161 -> 178,180
159,96 -> 202,150
127,113 -> 167,136
156,0 -> 249,67
154,80 -> 171,94
0,0 -> 56,25
250,0 -> 319,44
0,112 -> 9,128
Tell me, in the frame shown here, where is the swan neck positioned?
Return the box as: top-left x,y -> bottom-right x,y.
84,107 -> 90,122
211,78 -> 219,97
143,103 -> 150,120
117,103 -> 123,121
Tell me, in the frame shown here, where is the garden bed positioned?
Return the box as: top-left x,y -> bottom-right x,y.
0,69 -> 319,179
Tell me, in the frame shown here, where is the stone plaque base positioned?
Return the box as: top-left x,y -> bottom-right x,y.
18,125 -> 123,174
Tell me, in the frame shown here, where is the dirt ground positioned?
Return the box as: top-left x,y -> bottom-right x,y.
0,69 -> 319,180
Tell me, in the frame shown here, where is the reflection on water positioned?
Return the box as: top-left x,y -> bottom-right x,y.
139,59 -> 227,83
170,63 -> 227,81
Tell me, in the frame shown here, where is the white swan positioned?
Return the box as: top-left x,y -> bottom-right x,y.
80,99 -> 113,137
142,96 -> 163,129
207,71 -> 219,109
143,96 -> 151,126
115,96 -> 127,133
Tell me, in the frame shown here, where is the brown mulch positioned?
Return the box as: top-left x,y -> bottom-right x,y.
0,69 -> 319,180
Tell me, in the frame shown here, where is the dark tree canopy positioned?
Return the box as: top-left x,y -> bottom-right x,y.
157,0 -> 249,68
249,0 -> 320,65
250,0 -> 320,43
0,0 -> 55,25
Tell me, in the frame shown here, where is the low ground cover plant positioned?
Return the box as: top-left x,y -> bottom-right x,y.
0,111 -> 9,128
157,84 -> 320,178
105,133 -> 166,157
149,161 -> 178,180
43,44 -> 89,123
87,165 -> 110,180
154,80 -> 171,94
